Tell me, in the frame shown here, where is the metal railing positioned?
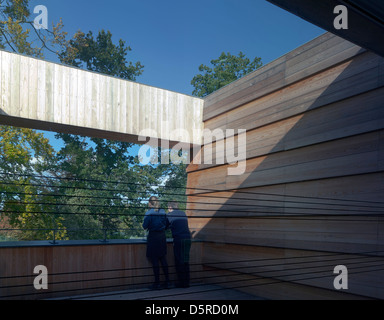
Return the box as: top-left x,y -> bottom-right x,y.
0,227 -> 149,244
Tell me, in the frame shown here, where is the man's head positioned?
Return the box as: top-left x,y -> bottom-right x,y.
148,196 -> 160,210
167,201 -> 179,212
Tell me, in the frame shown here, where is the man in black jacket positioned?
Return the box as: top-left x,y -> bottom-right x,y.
167,201 -> 191,288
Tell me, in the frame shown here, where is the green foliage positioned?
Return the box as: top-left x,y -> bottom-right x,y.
0,2 -> 144,82
0,125 -> 67,241
59,30 -> 144,81
0,125 -> 55,174
0,0 -> 68,57
155,149 -> 188,211
0,2 -> 147,241
191,52 -> 262,97
0,2 -> 186,242
54,133 -> 156,240
0,129 -> 184,242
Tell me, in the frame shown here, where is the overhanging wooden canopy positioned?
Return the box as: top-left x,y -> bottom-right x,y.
267,0 -> 384,57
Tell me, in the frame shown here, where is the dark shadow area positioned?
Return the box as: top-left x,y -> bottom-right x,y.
189,46 -> 384,299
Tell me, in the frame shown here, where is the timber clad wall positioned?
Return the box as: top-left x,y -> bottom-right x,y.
0,242 -> 203,300
186,32 -> 384,299
1,32 -> 384,300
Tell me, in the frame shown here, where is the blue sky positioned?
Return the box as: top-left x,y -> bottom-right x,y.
28,0 -> 325,150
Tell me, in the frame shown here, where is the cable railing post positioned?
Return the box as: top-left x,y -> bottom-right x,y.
50,228 -> 58,245
100,228 -> 108,243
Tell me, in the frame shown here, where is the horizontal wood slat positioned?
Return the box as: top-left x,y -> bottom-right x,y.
0,242 -> 203,300
201,243 -> 384,299
189,88 -> 384,171
187,32 -> 384,299
203,33 -> 365,121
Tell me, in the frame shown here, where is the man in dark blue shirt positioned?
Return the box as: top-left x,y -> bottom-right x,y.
167,201 -> 191,288
142,197 -> 169,290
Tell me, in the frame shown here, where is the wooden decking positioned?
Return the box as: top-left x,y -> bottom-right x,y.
51,284 -> 263,300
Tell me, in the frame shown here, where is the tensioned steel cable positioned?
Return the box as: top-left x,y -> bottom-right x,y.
2,199 -> 384,216
2,249 -> 381,280
2,260 -> 384,300
3,183 -> 382,210
141,255 -> 384,300
3,252 -> 382,289
2,209 -> 383,223
2,206 -> 383,220
6,255 -> 380,300
2,176 -> 383,217
1,172 -> 383,299
2,175 -> 383,222
3,188 -> 384,215
1,199 -> 382,242
63,261 -> 384,300
1,250 -> 383,299
2,171 -> 384,207
4,181 -> 377,214
139,264 -> 384,301
2,198 -> 383,223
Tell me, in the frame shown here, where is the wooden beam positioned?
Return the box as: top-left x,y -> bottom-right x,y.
0,50 -> 204,146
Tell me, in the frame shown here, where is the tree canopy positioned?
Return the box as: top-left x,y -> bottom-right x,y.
191,52 -> 262,97
0,0 -> 67,57
0,2 -> 262,242
0,126 -> 66,240
0,1 -> 149,241
0,0 -> 144,80
58,30 -> 144,81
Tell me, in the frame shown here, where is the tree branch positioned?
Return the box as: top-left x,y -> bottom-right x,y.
0,27 -> 16,52
26,21 -> 58,55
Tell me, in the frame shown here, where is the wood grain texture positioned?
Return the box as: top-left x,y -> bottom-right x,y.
203,33 -> 365,121
201,242 -> 382,299
187,33 -> 384,299
0,50 -> 204,145
0,242 -> 203,300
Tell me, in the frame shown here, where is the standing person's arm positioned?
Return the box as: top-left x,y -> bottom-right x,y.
142,211 -> 151,230
166,211 -> 172,230
161,209 -> 168,230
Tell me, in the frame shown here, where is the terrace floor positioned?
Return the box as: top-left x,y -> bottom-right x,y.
50,284 -> 264,300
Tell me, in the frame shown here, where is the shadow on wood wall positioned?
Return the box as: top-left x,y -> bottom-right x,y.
186,33 -> 384,299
